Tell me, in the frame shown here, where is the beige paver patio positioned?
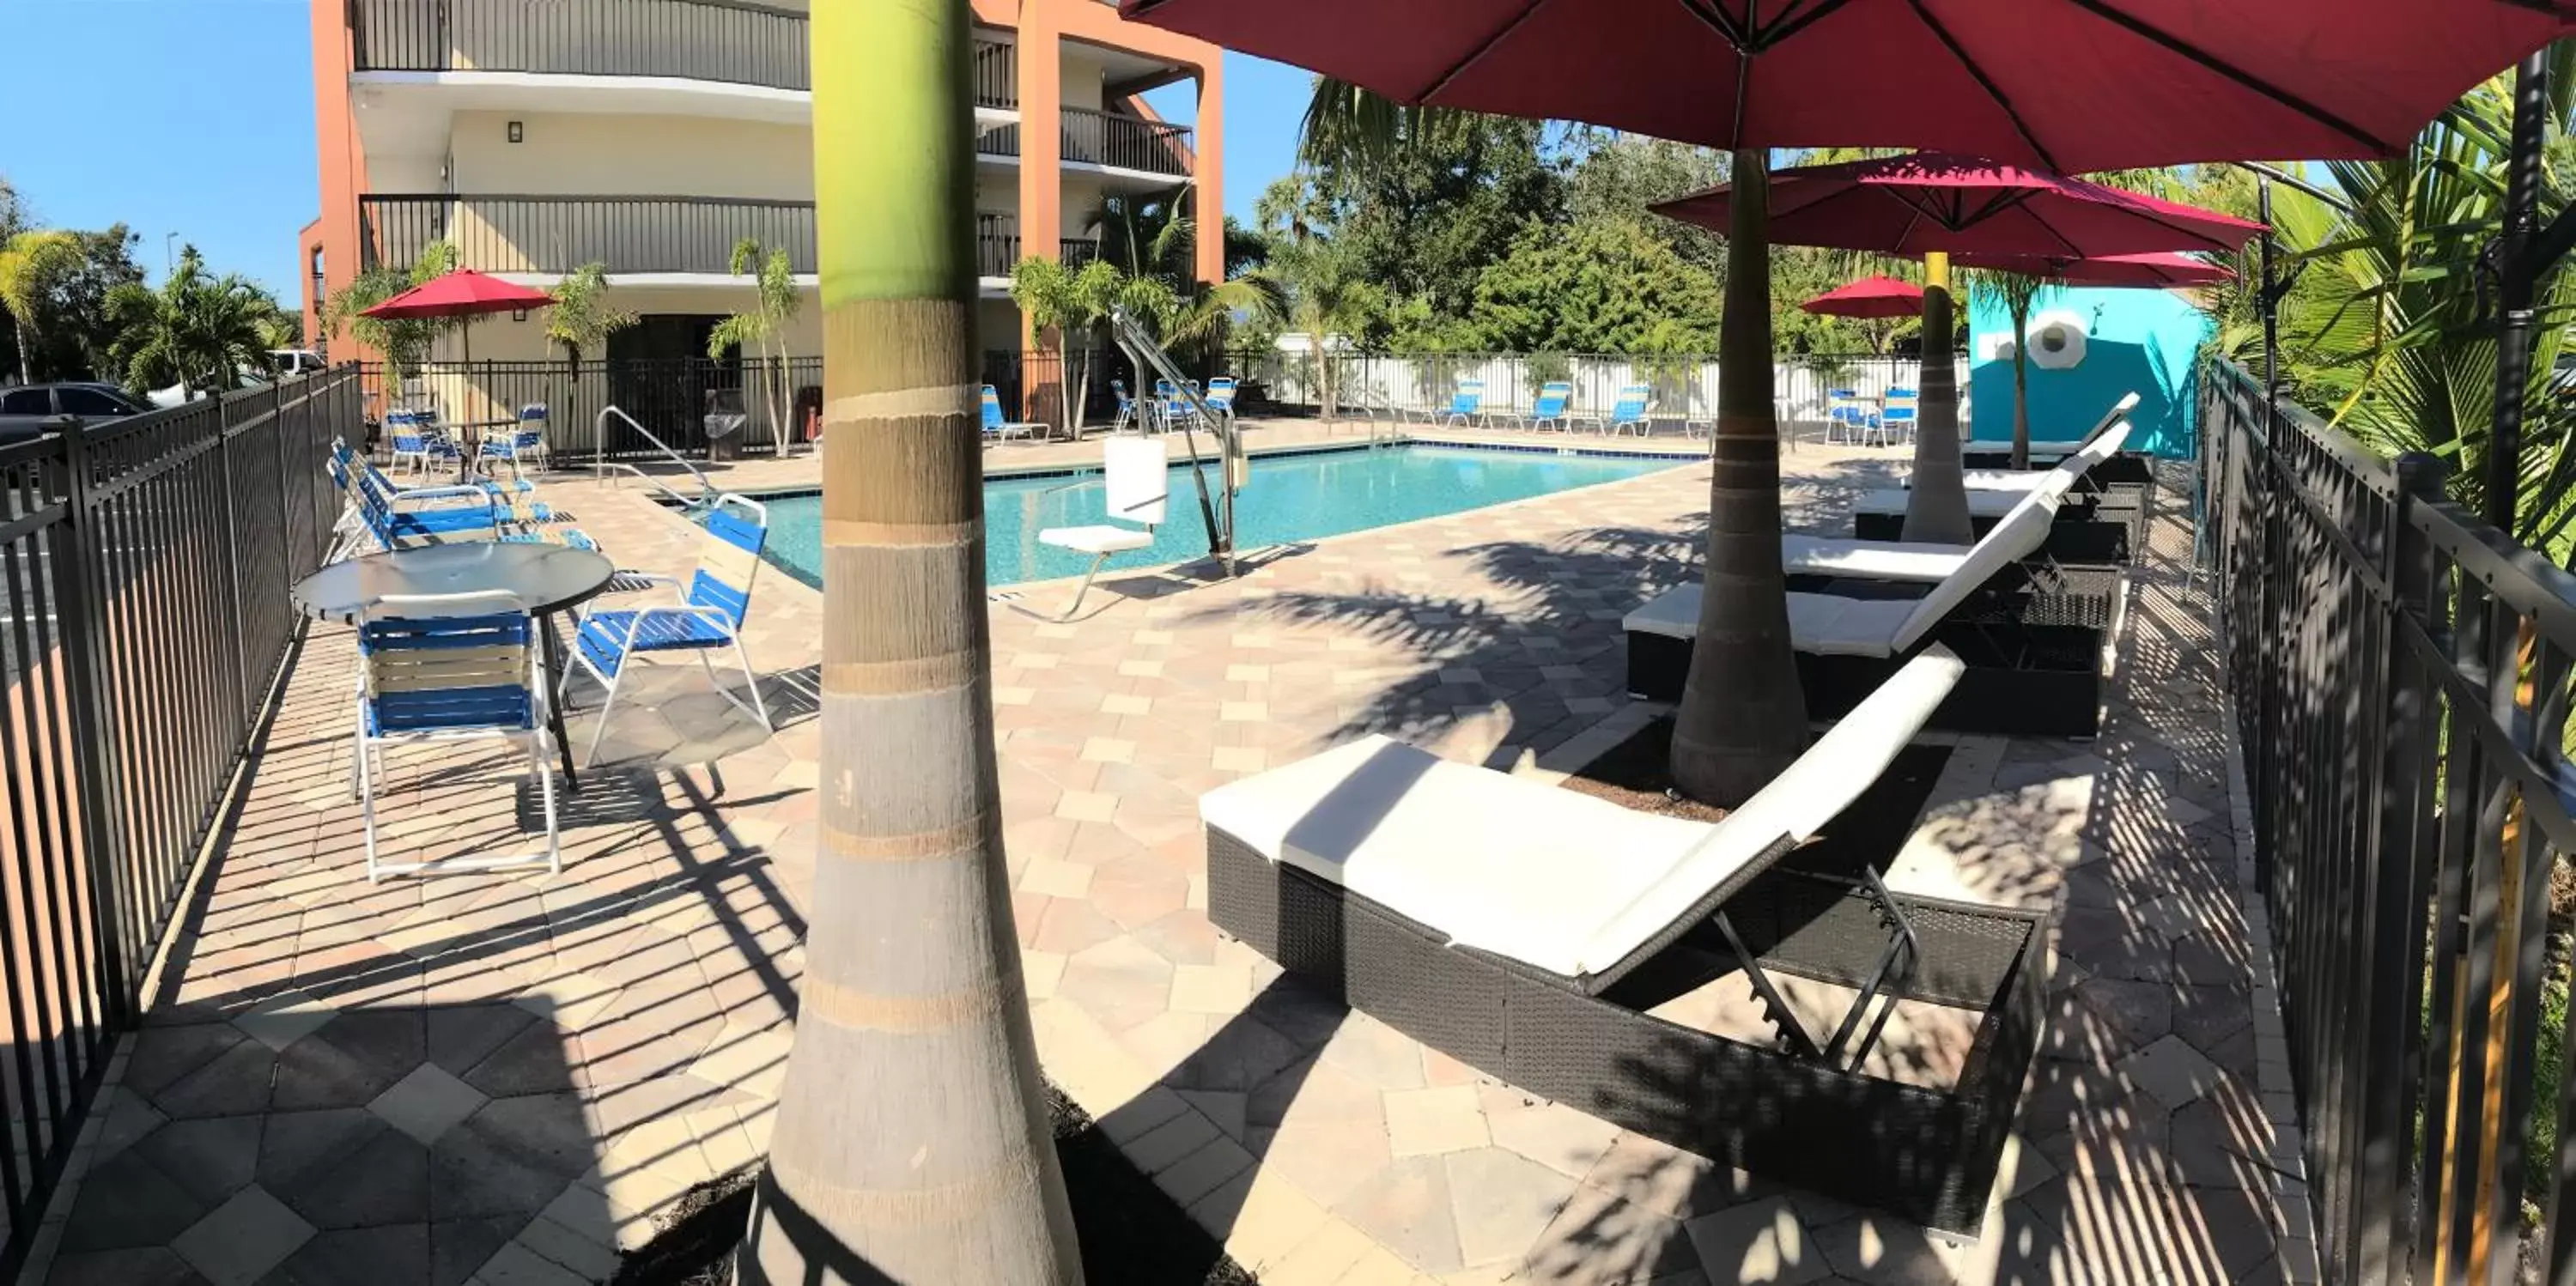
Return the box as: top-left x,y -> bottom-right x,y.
27,421 -> 2300,1286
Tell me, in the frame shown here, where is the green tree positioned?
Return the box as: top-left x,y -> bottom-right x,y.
544,262 -> 636,367
327,240 -> 460,385
1255,233 -> 1382,424
1008,254 -> 1121,435
103,246 -> 278,398
1461,217 -> 1721,355
741,0 -> 1079,1278
0,229 -> 79,383
710,237 -> 804,450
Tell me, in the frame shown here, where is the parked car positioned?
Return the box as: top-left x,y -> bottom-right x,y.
0,383 -> 152,439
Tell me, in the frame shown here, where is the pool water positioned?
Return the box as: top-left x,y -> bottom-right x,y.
752,443 -> 1683,588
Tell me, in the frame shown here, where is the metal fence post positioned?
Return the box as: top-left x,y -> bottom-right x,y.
45,423 -> 132,1023
212,393 -> 250,734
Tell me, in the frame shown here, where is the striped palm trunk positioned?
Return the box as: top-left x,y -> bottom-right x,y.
740,2 -> 1083,1282
1901,252 -> 1973,543
1668,150 -> 1810,807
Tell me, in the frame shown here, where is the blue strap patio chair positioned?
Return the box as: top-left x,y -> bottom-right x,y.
1206,376 -> 1239,429
981,385 -> 1047,446
348,452 -> 596,555
1109,379 -> 1138,434
1876,388 -> 1919,448
1607,384 -> 1654,437
1528,381 -> 1574,432
1153,379 -> 1198,434
562,494 -> 773,766
1440,379 -> 1486,428
477,404 -> 550,480
1824,389 -> 1878,445
353,591 -> 561,882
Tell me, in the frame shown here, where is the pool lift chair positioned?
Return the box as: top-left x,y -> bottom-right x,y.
1108,305 -> 1243,571
1035,435 -> 1170,621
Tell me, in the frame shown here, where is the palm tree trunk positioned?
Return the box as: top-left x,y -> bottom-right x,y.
10,322 -> 29,385
740,1 -> 1082,1281
1668,150 -> 1809,807
1901,252 -> 1972,544
2009,297 -> 2032,471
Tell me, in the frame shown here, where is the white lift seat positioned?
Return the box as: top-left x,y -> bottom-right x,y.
1035,436 -> 1169,620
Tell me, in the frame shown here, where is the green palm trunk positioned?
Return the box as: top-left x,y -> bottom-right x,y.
1900,252 -> 1973,543
742,2 -> 1081,1281
1668,151 -> 1809,805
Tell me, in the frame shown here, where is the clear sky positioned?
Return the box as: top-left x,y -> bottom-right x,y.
0,1 -> 1306,298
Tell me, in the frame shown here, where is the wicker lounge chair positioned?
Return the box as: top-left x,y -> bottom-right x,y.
1853,419 -> 2144,564
1958,392 -> 2156,490
1626,494 -> 2114,735
1200,646 -> 2046,1233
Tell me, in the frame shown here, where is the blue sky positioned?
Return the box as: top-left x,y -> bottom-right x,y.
0,1 -> 1305,297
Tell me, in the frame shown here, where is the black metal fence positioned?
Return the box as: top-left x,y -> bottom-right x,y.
0,369 -> 356,1275
359,357 -> 822,458
2205,355 -> 2576,1283
361,195 -> 817,277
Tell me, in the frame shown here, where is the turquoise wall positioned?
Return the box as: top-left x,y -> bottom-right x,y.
1966,285 -> 2211,458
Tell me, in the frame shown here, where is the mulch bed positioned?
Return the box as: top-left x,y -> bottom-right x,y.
1562,714 -> 1952,875
614,1083 -> 1255,1285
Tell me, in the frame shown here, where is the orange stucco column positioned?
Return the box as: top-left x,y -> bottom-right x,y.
310,0 -> 367,360
1194,58 -> 1224,287
1016,9 -> 1065,422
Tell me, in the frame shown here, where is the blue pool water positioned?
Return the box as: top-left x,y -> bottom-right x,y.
750,443 -> 1682,588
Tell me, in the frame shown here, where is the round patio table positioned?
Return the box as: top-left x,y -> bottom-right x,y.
292,541 -> 617,788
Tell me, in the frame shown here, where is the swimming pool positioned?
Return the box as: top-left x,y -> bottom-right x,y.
750,443 -> 1685,588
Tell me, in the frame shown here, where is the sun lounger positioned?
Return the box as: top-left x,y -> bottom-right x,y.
1626,494 -> 2116,734
1200,647 -> 2046,1234
1856,422 -> 2144,564
1959,392 -> 2156,489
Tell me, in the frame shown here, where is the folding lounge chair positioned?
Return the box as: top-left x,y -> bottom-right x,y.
352,591 -> 562,882
562,494 -> 773,766
1033,436 -> 1166,621
1438,379 -> 1486,428
1200,647 -> 2047,1234
1854,420 -> 2141,562
1625,494 -> 2112,735
1528,381 -> 1574,433
1871,388 -> 1917,447
1206,376 -> 1239,430
981,385 -> 1048,446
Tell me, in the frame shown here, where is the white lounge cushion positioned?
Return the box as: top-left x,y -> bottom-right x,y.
1623,580 -> 1913,658
1199,735 -> 1715,977
1962,391 -> 2142,459
1037,525 -> 1156,555
1198,649 -> 1966,980
1782,535 -> 1968,584
1855,488 -> 2029,517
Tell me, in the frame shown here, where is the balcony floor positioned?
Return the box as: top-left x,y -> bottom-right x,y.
29,424 -> 2301,1285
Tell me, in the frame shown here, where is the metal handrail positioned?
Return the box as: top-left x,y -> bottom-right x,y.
1110,306 -> 1236,567
595,406 -> 716,507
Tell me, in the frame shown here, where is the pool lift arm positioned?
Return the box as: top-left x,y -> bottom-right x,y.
1109,306 -> 1241,573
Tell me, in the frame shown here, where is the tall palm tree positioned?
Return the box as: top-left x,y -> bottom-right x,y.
1668,152 -> 1810,803
1300,81 -> 1807,803
0,229 -> 79,384
738,1 -> 1080,1282
711,237 -> 805,447
1898,252 -> 1974,544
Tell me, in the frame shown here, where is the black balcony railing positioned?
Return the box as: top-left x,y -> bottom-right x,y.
353,0 -> 1024,102
973,214 -> 1104,277
361,195 -> 817,276
1061,106 -> 1191,176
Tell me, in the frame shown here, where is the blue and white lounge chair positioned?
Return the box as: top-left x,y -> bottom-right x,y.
1528,381 -> 1574,432
1110,379 -> 1139,434
1439,379 -> 1486,428
1606,385 -> 1653,437
353,591 -> 561,882
562,494 -> 773,765
1825,390 -> 1878,446
981,385 -> 1047,446
1206,377 -> 1239,429
477,405 -> 549,479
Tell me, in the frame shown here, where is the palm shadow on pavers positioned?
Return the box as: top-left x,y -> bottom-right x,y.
48,1004 -> 616,1286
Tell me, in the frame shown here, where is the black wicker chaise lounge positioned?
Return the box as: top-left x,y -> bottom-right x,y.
1852,414 -> 2146,564
1627,488 -> 2116,735
1200,647 -> 2046,1234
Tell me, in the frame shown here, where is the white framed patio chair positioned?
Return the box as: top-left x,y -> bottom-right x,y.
1034,435 -> 1168,621
562,494 -> 773,765
352,591 -> 561,882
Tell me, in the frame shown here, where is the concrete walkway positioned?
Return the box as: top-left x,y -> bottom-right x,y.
28,428 -> 2305,1285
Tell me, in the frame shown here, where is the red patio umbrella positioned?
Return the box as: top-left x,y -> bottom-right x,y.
1120,1 -> 2573,172
1953,251 -> 2237,288
359,269 -> 554,365
1650,155 -> 2266,259
1800,276 -> 1923,319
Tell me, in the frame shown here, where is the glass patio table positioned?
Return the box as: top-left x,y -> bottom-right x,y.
291,541 -> 617,788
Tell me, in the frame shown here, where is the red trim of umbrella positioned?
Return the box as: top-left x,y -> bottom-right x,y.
1953,251 -> 2237,288
1653,155 -> 2264,258
1118,0 -> 2573,171
1801,276 -> 1925,319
